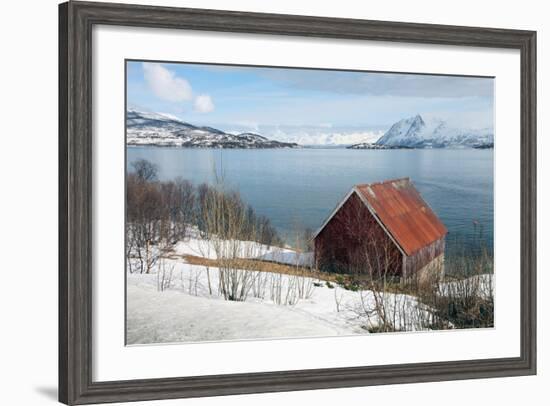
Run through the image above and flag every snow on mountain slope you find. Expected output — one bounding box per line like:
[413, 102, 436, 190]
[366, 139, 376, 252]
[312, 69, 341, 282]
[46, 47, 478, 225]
[270, 129, 383, 147]
[372, 114, 494, 148]
[126, 109, 299, 148]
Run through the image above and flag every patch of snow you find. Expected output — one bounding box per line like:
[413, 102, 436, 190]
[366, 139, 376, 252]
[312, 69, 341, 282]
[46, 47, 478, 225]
[127, 250, 426, 344]
[439, 273, 494, 299]
[256, 250, 314, 267]
[127, 284, 346, 344]
[171, 236, 274, 261]
[169, 227, 314, 266]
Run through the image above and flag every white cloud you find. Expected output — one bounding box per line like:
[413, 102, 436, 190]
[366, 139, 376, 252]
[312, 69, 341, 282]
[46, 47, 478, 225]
[142, 63, 192, 102]
[194, 94, 215, 113]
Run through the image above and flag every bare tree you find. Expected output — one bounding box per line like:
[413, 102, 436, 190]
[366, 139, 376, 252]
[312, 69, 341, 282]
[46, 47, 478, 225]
[126, 160, 198, 274]
[158, 178, 195, 243]
[126, 173, 164, 273]
[157, 257, 174, 292]
[131, 159, 158, 182]
[198, 179, 269, 301]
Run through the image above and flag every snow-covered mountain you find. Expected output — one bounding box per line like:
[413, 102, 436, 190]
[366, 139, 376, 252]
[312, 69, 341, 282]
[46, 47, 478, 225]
[126, 109, 298, 148]
[268, 128, 383, 147]
[220, 124, 384, 147]
[351, 114, 493, 149]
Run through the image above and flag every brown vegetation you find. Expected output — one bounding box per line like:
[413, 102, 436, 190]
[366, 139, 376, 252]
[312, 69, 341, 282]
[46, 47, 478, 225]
[176, 254, 339, 282]
[126, 159, 281, 275]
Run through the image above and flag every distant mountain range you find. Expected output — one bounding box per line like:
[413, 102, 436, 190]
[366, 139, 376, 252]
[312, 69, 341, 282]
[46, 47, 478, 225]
[349, 114, 493, 149]
[127, 110, 493, 150]
[126, 109, 298, 149]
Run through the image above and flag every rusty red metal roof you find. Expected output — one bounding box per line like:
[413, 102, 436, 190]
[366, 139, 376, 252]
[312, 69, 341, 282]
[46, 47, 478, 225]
[355, 178, 447, 256]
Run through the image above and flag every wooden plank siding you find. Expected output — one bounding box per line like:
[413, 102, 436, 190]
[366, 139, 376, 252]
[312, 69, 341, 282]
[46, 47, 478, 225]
[314, 192, 403, 276]
[403, 237, 446, 279]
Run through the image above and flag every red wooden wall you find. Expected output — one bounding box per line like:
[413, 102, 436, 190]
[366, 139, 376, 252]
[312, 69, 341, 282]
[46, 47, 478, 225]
[314, 192, 403, 276]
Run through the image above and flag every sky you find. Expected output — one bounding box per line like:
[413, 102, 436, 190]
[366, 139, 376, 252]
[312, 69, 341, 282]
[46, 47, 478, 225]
[127, 60, 494, 144]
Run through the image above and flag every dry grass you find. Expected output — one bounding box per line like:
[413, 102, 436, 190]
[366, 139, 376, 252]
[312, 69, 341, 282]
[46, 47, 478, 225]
[165, 253, 340, 282]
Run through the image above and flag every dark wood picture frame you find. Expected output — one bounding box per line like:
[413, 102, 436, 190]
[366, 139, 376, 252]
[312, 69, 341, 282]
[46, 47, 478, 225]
[59, 1, 537, 404]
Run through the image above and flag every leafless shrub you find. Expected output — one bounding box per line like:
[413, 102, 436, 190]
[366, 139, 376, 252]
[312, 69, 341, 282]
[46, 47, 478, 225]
[126, 161, 193, 274]
[198, 173, 270, 301]
[156, 258, 174, 292]
[268, 273, 303, 306]
[250, 271, 269, 299]
[427, 274, 493, 329]
[186, 267, 202, 296]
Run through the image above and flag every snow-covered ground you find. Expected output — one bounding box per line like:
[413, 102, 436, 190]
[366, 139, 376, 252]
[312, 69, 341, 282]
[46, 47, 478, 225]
[256, 250, 314, 267]
[127, 280, 347, 344]
[127, 238, 426, 344]
[127, 233, 492, 345]
[169, 228, 314, 266]
[127, 258, 425, 344]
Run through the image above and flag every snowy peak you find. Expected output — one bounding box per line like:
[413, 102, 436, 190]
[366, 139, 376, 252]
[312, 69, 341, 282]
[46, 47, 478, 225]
[372, 115, 493, 149]
[126, 109, 299, 149]
[379, 114, 426, 145]
[407, 114, 426, 136]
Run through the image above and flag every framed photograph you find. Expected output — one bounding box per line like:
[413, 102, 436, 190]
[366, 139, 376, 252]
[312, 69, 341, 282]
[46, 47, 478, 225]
[59, 1, 536, 404]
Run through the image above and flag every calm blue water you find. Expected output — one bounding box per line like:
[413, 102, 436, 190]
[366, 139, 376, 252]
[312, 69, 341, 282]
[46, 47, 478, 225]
[127, 147, 494, 255]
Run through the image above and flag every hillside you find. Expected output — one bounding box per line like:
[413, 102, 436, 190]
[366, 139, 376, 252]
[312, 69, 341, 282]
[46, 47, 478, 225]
[127, 109, 299, 148]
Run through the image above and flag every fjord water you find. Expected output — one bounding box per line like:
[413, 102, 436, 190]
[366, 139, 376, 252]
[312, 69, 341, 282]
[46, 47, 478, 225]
[127, 147, 494, 255]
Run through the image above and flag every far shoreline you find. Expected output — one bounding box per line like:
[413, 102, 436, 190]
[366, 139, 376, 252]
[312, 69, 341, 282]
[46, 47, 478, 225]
[125, 144, 494, 150]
